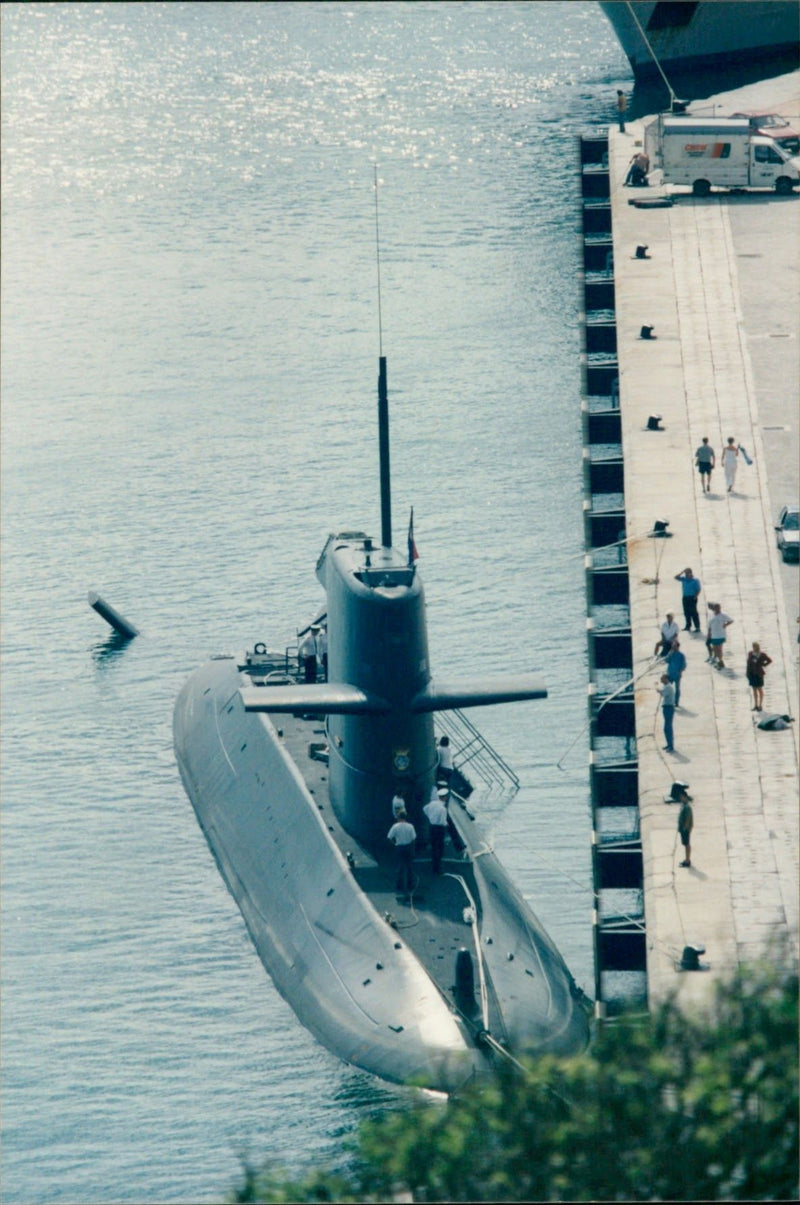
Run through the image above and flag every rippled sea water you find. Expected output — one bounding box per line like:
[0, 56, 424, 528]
[2, 4, 629, 1201]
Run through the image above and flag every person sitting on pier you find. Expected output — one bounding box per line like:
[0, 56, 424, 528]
[654, 612, 680, 657]
[624, 151, 649, 186]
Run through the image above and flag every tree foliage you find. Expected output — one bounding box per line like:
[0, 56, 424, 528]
[231, 960, 798, 1202]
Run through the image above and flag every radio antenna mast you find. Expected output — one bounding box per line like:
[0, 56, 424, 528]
[374, 166, 391, 548]
[374, 164, 384, 357]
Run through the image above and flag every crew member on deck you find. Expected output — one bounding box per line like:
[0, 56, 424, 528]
[436, 735, 453, 786]
[387, 810, 417, 892]
[315, 624, 328, 680]
[431, 783, 464, 855]
[423, 791, 449, 875]
[299, 628, 318, 683]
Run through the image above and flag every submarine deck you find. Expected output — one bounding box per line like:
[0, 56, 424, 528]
[255, 681, 507, 1037]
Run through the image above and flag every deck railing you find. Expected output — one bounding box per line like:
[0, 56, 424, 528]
[436, 709, 520, 794]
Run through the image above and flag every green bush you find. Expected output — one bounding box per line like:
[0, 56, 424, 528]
[231, 960, 798, 1202]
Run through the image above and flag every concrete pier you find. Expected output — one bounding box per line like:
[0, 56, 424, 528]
[587, 73, 799, 1012]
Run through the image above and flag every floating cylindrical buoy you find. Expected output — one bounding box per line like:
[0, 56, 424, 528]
[88, 591, 139, 639]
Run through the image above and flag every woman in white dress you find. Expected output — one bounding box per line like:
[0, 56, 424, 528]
[721, 437, 739, 492]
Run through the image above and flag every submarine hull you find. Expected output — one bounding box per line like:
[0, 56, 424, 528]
[175, 656, 483, 1090]
[174, 653, 590, 1090]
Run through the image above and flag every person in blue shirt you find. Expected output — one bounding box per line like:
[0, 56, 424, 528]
[666, 640, 687, 706]
[675, 567, 702, 632]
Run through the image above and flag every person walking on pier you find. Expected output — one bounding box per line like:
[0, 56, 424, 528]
[654, 612, 680, 657]
[657, 674, 677, 753]
[721, 437, 740, 492]
[694, 437, 715, 492]
[677, 797, 693, 869]
[707, 603, 733, 668]
[746, 642, 772, 711]
[388, 810, 417, 893]
[675, 567, 702, 632]
[666, 640, 687, 707]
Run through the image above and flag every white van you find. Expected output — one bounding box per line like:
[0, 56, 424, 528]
[644, 116, 800, 195]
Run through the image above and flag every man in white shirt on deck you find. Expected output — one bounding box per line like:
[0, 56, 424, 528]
[436, 735, 453, 786]
[315, 625, 328, 680]
[423, 789, 449, 875]
[298, 628, 317, 683]
[387, 811, 416, 892]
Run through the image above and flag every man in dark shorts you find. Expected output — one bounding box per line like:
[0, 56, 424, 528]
[694, 437, 715, 493]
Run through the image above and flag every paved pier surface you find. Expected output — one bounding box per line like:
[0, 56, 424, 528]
[608, 72, 799, 1008]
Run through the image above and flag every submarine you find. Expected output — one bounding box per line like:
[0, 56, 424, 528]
[174, 353, 591, 1091]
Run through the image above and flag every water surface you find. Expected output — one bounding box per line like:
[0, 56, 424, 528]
[2, 5, 629, 1201]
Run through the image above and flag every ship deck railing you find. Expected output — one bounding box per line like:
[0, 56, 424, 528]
[436, 709, 520, 794]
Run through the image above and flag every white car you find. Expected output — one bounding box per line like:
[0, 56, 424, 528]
[775, 505, 799, 562]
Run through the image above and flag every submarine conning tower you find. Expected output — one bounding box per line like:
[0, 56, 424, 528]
[316, 531, 436, 847]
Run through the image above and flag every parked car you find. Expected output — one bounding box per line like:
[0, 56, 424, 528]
[775, 505, 799, 562]
[731, 112, 800, 156]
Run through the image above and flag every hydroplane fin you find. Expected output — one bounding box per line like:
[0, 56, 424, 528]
[413, 674, 547, 712]
[240, 685, 390, 716]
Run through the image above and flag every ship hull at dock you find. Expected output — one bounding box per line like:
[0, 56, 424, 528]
[599, 1, 799, 85]
[174, 653, 590, 1091]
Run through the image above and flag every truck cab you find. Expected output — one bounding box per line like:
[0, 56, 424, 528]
[749, 137, 798, 191]
[644, 115, 800, 195]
